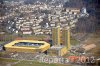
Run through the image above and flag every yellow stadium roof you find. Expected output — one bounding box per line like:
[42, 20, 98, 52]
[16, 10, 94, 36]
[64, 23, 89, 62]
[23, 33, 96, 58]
[4, 40, 50, 52]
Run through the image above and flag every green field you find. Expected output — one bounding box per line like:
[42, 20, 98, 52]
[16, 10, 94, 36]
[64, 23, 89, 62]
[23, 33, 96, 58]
[0, 41, 5, 44]
[0, 58, 17, 62]
[70, 38, 79, 46]
[0, 58, 71, 66]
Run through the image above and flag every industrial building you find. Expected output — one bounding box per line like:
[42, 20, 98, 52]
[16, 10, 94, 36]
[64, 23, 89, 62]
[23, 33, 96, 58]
[4, 40, 50, 53]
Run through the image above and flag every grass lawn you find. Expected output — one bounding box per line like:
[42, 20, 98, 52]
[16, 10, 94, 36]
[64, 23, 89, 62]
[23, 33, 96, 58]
[70, 38, 79, 46]
[0, 41, 4, 45]
[0, 58, 18, 62]
[13, 60, 71, 66]
[15, 34, 47, 40]
[0, 58, 71, 66]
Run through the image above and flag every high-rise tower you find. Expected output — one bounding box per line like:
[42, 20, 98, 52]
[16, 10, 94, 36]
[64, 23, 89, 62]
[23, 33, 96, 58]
[62, 27, 70, 49]
[52, 25, 60, 46]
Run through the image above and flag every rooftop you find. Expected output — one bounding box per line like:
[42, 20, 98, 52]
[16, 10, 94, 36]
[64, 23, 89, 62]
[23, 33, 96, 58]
[49, 45, 65, 50]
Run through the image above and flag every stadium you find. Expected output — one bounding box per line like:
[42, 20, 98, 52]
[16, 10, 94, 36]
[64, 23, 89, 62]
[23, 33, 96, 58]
[4, 40, 50, 53]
